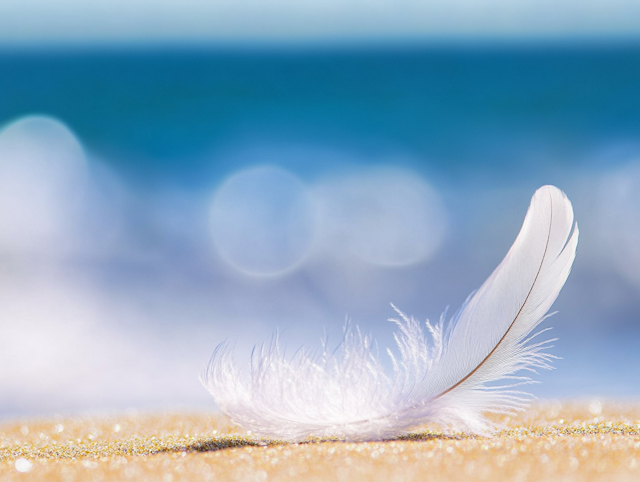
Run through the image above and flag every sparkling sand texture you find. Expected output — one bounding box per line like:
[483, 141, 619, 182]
[1, 401, 639, 481]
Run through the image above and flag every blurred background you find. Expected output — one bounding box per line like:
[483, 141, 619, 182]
[1, 0, 639, 418]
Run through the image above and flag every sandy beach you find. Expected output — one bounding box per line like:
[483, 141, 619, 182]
[1, 401, 638, 481]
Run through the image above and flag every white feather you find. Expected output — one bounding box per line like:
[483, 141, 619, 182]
[201, 185, 578, 441]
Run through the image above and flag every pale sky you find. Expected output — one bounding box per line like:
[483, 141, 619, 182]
[1, 0, 639, 45]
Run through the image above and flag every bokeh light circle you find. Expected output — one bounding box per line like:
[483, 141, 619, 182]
[317, 168, 448, 267]
[210, 166, 317, 276]
[0, 115, 87, 253]
[598, 161, 640, 289]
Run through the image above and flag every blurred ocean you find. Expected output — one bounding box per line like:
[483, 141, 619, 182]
[1, 45, 639, 417]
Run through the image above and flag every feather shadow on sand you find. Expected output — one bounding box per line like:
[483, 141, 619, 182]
[201, 185, 579, 441]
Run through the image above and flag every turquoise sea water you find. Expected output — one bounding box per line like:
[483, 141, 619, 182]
[2, 45, 640, 182]
[0, 45, 639, 415]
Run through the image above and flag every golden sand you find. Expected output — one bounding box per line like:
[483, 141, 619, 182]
[1, 401, 639, 481]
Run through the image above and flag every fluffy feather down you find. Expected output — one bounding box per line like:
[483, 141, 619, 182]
[201, 185, 578, 441]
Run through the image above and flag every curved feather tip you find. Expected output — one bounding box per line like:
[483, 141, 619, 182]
[201, 185, 578, 441]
